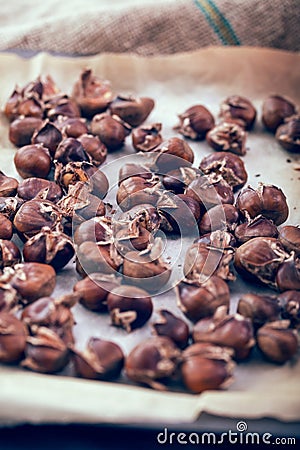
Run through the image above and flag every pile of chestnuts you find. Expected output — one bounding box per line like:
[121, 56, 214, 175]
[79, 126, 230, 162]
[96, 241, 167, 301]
[0, 70, 299, 396]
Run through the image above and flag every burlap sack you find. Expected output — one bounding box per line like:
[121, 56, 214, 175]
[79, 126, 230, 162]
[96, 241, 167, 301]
[0, 0, 298, 56]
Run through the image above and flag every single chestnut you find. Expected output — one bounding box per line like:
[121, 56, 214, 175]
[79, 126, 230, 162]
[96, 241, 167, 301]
[125, 336, 180, 390]
[206, 122, 247, 155]
[276, 257, 300, 291]
[174, 105, 215, 140]
[279, 290, 300, 328]
[185, 175, 234, 211]
[162, 167, 200, 194]
[4, 88, 43, 122]
[180, 342, 235, 393]
[73, 273, 120, 312]
[44, 94, 81, 120]
[109, 94, 155, 127]
[132, 123, 162, 152]
[0, 171, 19, 197]
[54, 116, 89, 139]
[153, 309, 189, 349]
[0, 197, 22, 220]
[219, 95, 256, 130]
[236, 184, 289, 225]
[54, 137, 89, 165]
[91, 113, 131, 151]
[177, 276, 230, 322]
[73, 217, 113, 246]
[153, 137, 194, 172]
[31, 120, 63, 156]
[117, 204, 161, 234]
[0, 215, 13, 240]
[262, 95, 296, 133]
[256, 320, 298, 363]
[107, 285, 153, 332]
[71, 338, 124, 380]
[278, 225, 300, 256]
[72, 69, 114, 117]
[234, 215, 278, 245]
[76, 241, 122, 276]
[193, 306, 255, 360]
[198, 204, 240, 235]
[195, 230, 237, 248]
[14, 144, 52, 179]
[118, 164, 153, 186]
[77, 134, 107, 166]
[0, 283, 20, 313]
[275, 115, 300, 153]
[9, 116, 43, 147]
[17, 178, 63, 203]
[199, 151, 248, 191]
[0, 240, 21, 270]
[0, 312, 27, 363]
[117, 176, 160, 211]
[237, 293, 281, 328]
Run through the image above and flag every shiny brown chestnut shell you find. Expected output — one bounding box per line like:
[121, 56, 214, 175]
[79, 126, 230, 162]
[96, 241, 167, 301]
[17, 178, 63, 203]
[159, 193, 201, 236]
[256, 320, 298, 363]
[0, 312, 27, 363]
[54, 137, 89, 165]
[180, 342, 235, 393]
[54, 116, 89, 139]
[278, 225, 300, 256]
[237, 293, 281, 328]
[262, 95, 296, 133]
[0, 240, 21, 270]
[219, 95, 256, 130]
[125, 336, 180, 390]
[177, 276, 230, 322]
[73, 273, 120, 312]
[198, 204, 240, 235]
[174, 105, 215, 140]
[73, 216, 112, 246]
[77, 134, 107, 167]
[236, 184, 289, 226]
[279, 290, 300, 328]
[9, 117, 43, 147]
[275, 115, 300, 153]
[0, 171, 19, 197]
[4, 88, 43, 122]
[91, 113, 131, 151]
[117, 176, 160, 211]
[234, 215, 278, 245]
[107, 285, 153, 332]
[31, 120, 63, 156]
[194, 230, 237, 248]
[153, 309, 190, 349]
[185, 175, 234, 211]
[206, 122, 247, 155]
[109, 95, 155, 127]
[132, 123, 162, 152]
[118, 164, 153, 186]
[162, 167, 200, 194]
[199, 151, 248, 191]
[0, 215, 13, 240]
[76, 241, 122, 276]
[0, 283, 20, 313]
[14, 144, 52, 179]
[276, 257, 300, 292]
[44, 94, 81, 120]
[117, 204, 161, 234]
[71, 338, 124, 380]
[153, 137, 194, 172]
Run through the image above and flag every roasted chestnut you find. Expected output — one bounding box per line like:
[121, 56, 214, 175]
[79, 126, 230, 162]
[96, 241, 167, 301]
[0, 312, 27, 363]
[0, 215, 13, 240]
[237, 293, 281, 328]
[162, 167, 199, 194]
[9, 116, 43, 147]
[91, 113, 131, 151]
[17, 178, 63, 203]
[77, 134, 107, 166]
[198, 204, 240, 235]
[73, 217, 113, 246]
[73, 273, 120, 312]
[234, 215, 278, 244]
[76, 241, 122, 276]
[4, 87, 43, 122]
[275, 115, 300, 153]
[14, 144, 52, 179]
[117, 204, 161, 234]
[54, 137, 89, 165]
[0, 283, 20, 313]
[193, 306, 255, 360]
[31, 120, 63, 156]
[174, 105, 215, 140]
[276, 257, 300, 291]
[117, 176, 161, 211]
[278, 225, 300, 256]
[206, 122, 247, 155]
[262, 95, 296, 133]
[0, 240, 21, 270]
[236, 184, 289, 226]
[107, 285, 153, 332]
[54, 116, 89, 139]
[153, 138, 194, 172]
[199, 151, 248, 191]
[0, 171, 19, 197]
[219, 95, 256, 130]
[279, 290, 300, 328]
[118, 164, 153, 186]
[132, 123, 162, 152]
[109, 94, 155, 127]
[256, 320, 298, 363]
[195, 230, 237, 248]
[185, 175, 234, 211]
[71, 338, 124, 380]
[125, 336, 180, 390]
[153, 309, 189, 349]
[158, 193, 201, 236]
[44, 94, 81, 120]
[180, 342, 235, 393]
[177, 276, 230, 322]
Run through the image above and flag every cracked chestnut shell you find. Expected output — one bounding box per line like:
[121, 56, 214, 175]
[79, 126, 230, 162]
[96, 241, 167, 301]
[177, 276, 230, 322]
[262, 95, 296, 133]
[234, 237, 289, 288]
[256, 320, 298, 363]
[118, 163, 153, 186]
[2, 262, 56, 304]
[236, 184, 289, 226]
[174, 105, 215, 140]
[184, 243, 235, 282]
[279, 290, 300, 328]
[118, 204, 161, 234]
[153, 309, 189, 349]
[193, 306, 255, 360]
[9, 117, 43, 147]
[14, 144, 52, 179]
[54, 116, 89, 139]
[153, 137, 194, 172]
[206, 122, 247, 155]
[71, 338, 124, 380]
[14, 198, 62, 239]
[107, 285, 153, 332]
[276, 115, 300, 153]
[74, 273, 120, 312]
[23, 226, 75, 271]
[234, 215, 278, 245]
[0, 240, 21, 270]
[22, 326, 69, 373]
[185, 175, 234, 211]
[4, 87, 43, 122]
[195, 230, 237, 248]
[0, 171, 19, 197]
[219, 95, 256, 130]
[31, 120, 63, 156]
[0, 312, 27, 363]
[73, 216, 112, 246]
[91, 113, 131, 151]
[125, 336, 180, 390]
[158, 193, 201, 236]
[278, 225, 300, 257]
[109, 95, 155, 127]
[181, 342, 235, 393]
[76, 241, 122, 276]
[276, 257, 300, 291]
[72, 69, 114, 117]
[44, 94, 81, 120]
[117, 176, 160, 211]
[0, 197, 22, 220]
[0, 283, 20, 313]
[0, 215, 13, 240]
[199, 151, 248, 191]
[54, 137, 89, 165]
[17, 178, 63, 203]
[198, 204, 240, 235]
[237, 293, 281, 328]
[78, 134, 107, 166]
[132, 123, 162, 152]
[162, 167, 200, 194]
